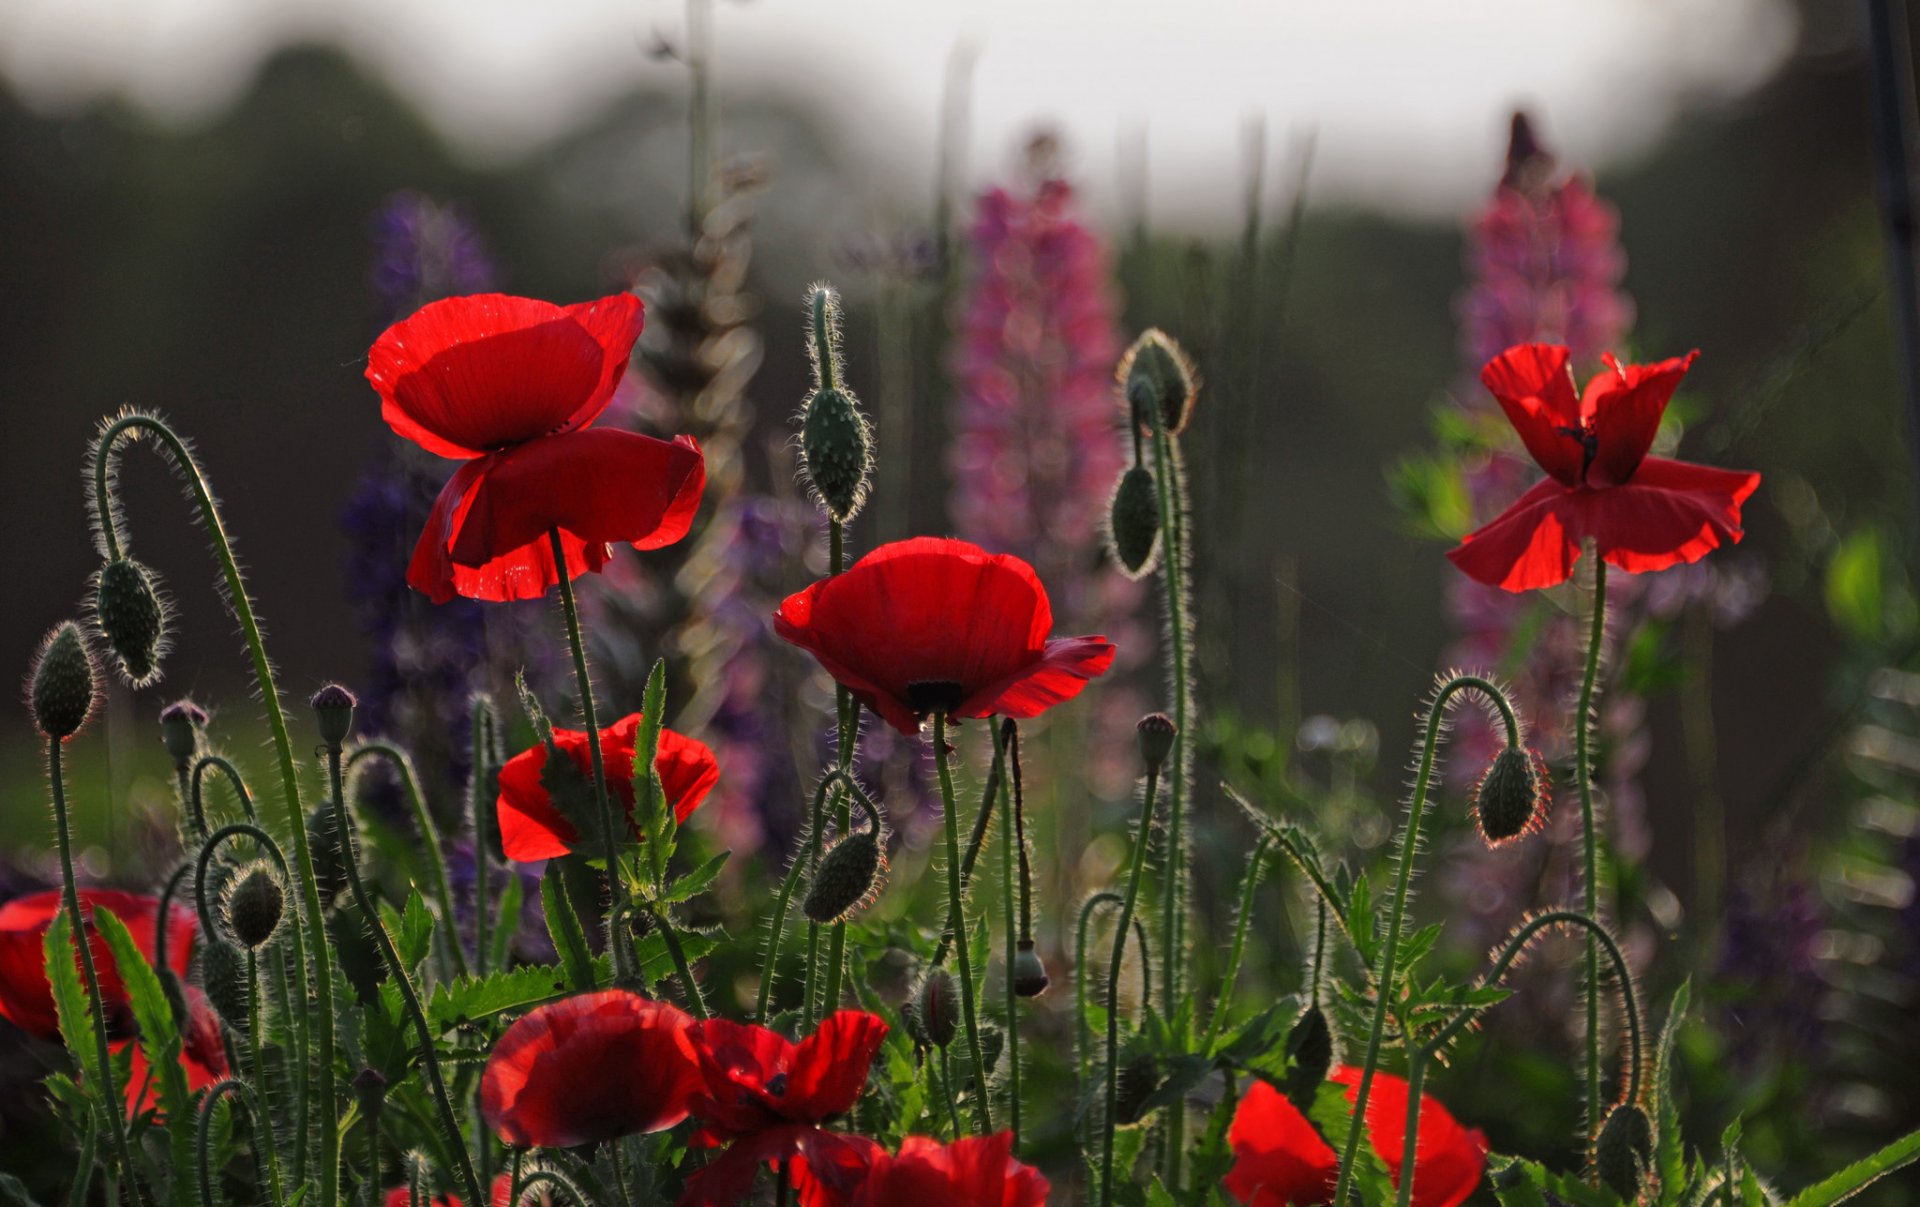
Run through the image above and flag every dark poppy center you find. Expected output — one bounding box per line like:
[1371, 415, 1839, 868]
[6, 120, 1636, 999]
[905, 679, 967, 717]
[765, 1073, 788, 1098]
[1556, 423, 1600, 481]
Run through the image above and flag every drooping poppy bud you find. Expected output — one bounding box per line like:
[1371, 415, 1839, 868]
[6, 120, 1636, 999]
[224, 862, 285, 951]
[1473, 746, 1549, 847]
[1012, 940, 1050, 998]
[1107, 464, 1162, 577]
[1137, 713, 1177, 773]
[1119, 329, 1198, 437]
[310, 683, 358, 749]
[1594, 1102, 1653, 1201]
[914, 969, 960, 1050]
[803, 828, 884, 924]
[30, 622, 98, 742]
[199, 938, 249, 1035]
[1282, 1004, 1333, 1108]
[159, 699, 209, 769]
[94, 558, 167, 686]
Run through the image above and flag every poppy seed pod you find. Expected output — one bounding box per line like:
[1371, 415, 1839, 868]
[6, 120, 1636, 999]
[1107, 465, 1162, 578]
[199, 938, 250, 1035]
[1137, 713, 1177, 773]
[1594, 1102, 1653, 1201]
[1011, 940, 1050, 998]
[914, 969, 960, 1049]
[94, 557, 167, 686]
[310, 683, 358, 749]
[159, 699, 209, 768]
[1119, 329, 1197, 436]
[1474, 746, 1548, 847]
[1282, 1005, 1334, 1106]
[29, 622, 98, 741]
[803, 828, 883, 924]
[224, 862, 286, 951]
[800, 386, 873, 524]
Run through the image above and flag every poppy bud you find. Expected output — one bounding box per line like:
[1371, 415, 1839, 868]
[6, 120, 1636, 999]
[1282, 1005, 1333, 1107]
[307, 803, 350, 902]
[29, 622, 98, 741]
[1137, 713, 1177, 773]
[159, 699, 209, 768]
[1011, 939, 1050, 998]
[803, 828, 884, 923]
[1119, 329, 1197, 437]
[914, 968, 960, 1049]
[224, 862, 286, 951]
[1107, 465, 1162, 578]
[800, 386, 873, 524]
[310, 683, 358, 749]
[1474, 746, 1549, 847]
[199, 937, 249, 1034]
[353, 1066, 390, 1116]
[1594, 1102, 1653, 1201]
[94, 558, 167, 686]
[1113, 1051, 1161, 1125]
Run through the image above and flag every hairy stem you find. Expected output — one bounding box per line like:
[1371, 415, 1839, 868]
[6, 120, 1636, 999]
[1101, 764, 1161, 1207]
[933, 712, 992, 1134]
[1577, 556, 1609, 1155]
[1201, 832, 1274, 1054]
[347, 742, 467, 978]
[998, 720, 1021, 1147]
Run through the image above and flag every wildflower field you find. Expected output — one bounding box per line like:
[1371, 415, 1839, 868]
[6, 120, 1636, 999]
[4, 2, 1920, 1204]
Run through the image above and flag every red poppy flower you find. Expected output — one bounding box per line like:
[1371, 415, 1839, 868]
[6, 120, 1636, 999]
[367, 292, 706, 604]
[480, 989, 701, 1147]
[0, 889, 195, 1042]
[1224, 1069, 1488, 1207]
[791, 1132, 1051, 1207]
[383, 1174, 526, 1207]
[495, 712, 719, 863]
[675, 1011, 890, 1207]
[1447, 344, 1760, 591]
[773, 537, 1115, 736]
[123, 982, 228, 1118]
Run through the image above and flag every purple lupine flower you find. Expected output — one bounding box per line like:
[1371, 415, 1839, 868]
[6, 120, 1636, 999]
[1717, 861, 1829, 1072]
[369, 190, 497, 324]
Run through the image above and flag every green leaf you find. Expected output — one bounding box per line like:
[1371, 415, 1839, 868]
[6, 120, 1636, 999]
[1826, 526, 1887, 642]
[427, 965, 572, 1031]
[1784, 1128, 1920, 1206]
[659, 850, 731, 904]
[1500, 1159, 1616, 1207]
[633, 929, 719, 990]
[1654, 981, 1692, 1194]
[541, 864, 596, 991]
[41, 910, 100, 1086]
[632, 660, 674, 869]
[1308, 1079, 1395, 1206]
[92, 906, 194, 1207]
[382, 889, 435, 976]
[490, 872, 523, 971]
[537, 737, 603, 848]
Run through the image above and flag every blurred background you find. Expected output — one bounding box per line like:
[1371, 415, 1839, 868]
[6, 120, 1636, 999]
[3, 0, 1919, 1198]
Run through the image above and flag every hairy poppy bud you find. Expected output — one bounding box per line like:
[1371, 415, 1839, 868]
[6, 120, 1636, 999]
[1594, 1102, 1653, 1201]
[1012, 939, 1050, 998]
[914, 968, 960, 1049]
[30, 622, 98, 741]
[803, 828, 883, 923]
[224, 862, 285, 951]
[159, 699, 209, 768]
[94, 558, 167, 686]
[800, 387, 873, 524]
[1119, 329, 1197, 436]
[1114, 1052, 1161, 1125]
[1474, 746, 1548, 847]
[353, 1066, 390, 1115]
[310, 683, 358, 749]
[1282, 1005, 1334, 1106]
[1137, 713, 1177, 773]
[307, 804, 349, 902]
[1107, 465, 1161, 577]
[199, 938, 249, 1034]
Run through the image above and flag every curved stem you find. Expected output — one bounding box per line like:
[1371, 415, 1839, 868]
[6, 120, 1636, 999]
[998, 720, 1021, 1148]
[92, 412, 336, 1206]
[48, 741, 147, 1207]
[758, 773, 841, 1020]
[347, 742, 468, 978]
[192, 823, 289, 940]
[328, 748, 484, 1207]
[1332, 673, 1517, 1206]
[1075, 892, 1150, 1091]
[1201, 832, 1274, 1054]
[933, 713, 992, 1134]
[197, 1078, 276, 1207]
[1576, 556, 1609, 1153]
[1101, 764, 1162, 1207]
[189, 754, 258, 837]
[153, 863, 193, 991]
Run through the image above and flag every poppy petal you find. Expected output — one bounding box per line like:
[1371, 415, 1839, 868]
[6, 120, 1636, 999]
[1570, 456, 1759, 575]
[1583, 351, 1696, 487]
[785, 1010, 889, 1120]
[688, 1016, 799, 1137]
[1225, 1079, 1339, 1207]
[1480, 344, 1584, 486]
[1330, 1067, 1489, 1207]
[676, 1127, 823, 1207]
[1445, 477, 1581, 592]
[480, 990, 700, 1147]
[369, 294, 642, 460]
[0, 890, 195, 1042]
[496, 715, 718, 863]
[959, 634, 1116, 721]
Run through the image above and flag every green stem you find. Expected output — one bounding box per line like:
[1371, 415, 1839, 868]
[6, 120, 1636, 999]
[929, 749, 1003, 969]
[329, 749, 483, 1207]
[1201, 832, 1273, 1055]
[189, 755, 258, 836]
[937, 1048, 964, 1139]
[758, 773, 844, 1020]
[93, 412, 336, 1207]
[197, 1079, 274, 1207]
[933, 712, 992, 1134]
[1075, 893, 1150, 1092]
[347, 742, 468, 978]
[1101, 763, 1161, 1207]
[246, 949, 287, 1204]
[820, 518, 858, 1016]
[1576, 556, 1609, 1156]
[471, 697, 494, 978]
[273, 946, 308, 1190]
[49, 741, 147, 1207]
[650, 906, 710, 1019]
[1332, 674, 1519, 1206]
[998, 720, 1021, 1148]
[1394, 1050, 1428, 1207]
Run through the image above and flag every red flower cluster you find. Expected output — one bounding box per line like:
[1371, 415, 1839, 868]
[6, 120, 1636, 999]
[494, 712, 720, 862]
[0, 889, 227, 1115]
[1449, 344, 1759, 592]
[774, 537, 1114, 735]
[1225, 1068, 1488, 1207]
[366, 293, 705, 603]
[793, 1132, 1050, 1207]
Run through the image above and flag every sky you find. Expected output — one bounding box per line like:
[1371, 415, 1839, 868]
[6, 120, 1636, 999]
[0, 0, 1801, 223]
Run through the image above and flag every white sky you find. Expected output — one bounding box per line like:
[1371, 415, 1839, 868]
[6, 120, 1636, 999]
[0, 0, 1800, 223]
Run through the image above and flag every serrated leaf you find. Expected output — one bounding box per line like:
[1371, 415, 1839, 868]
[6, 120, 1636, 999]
[92, 906, 193, 1207]
[632, 660, 674, 870]
[1784, 1127, 1920, 1206]
[427, 965, 571, 1031]
[42, 911, 100, 1086]
[1654, 981, 1691, 1193]
[1396, 921, 1445, 973]
[1137, 1054, 1213, 1115]
[380, 889, 434, 976]
[1502, 1159, 1616, 1207]
[538, 738, 603, 849]
[633, 929, 719, 989]
[1309, 1079, 1396, 1206]
[541, 863, 595, 992]
[659, 850, 730, 904]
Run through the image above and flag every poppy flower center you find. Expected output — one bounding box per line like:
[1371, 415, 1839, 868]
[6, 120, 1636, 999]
[764, 1073, 788, 1098]
[905, 679, 968, 717]
[1555, 423, 1601, 482]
